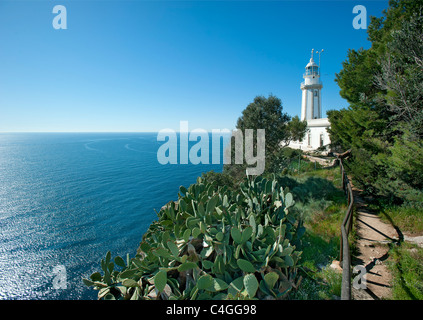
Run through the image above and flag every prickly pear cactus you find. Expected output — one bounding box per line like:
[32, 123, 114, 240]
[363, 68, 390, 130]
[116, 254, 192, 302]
[83, 175, 305, 300]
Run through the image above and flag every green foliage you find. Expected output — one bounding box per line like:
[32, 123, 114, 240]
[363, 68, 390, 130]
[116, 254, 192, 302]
[286, 116, 308, 145]
[335, 48, 381, 105]
[200, 170, 237, 191]
[275, 168, 347, 300]
[373, 11, 423, 141]
[83, 175, 304, 300]
[266, 147, 307, 175]
[373, 201, 423, 235]
[292, 265, 342, 300]
[388, 243, 423, 300]
[235, 95, 291, 157]
[328, 0, 423, 205]
[224, 95, 307, 177]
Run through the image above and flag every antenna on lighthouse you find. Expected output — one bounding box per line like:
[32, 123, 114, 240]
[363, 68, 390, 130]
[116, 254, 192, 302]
[316, 49, 324, 75]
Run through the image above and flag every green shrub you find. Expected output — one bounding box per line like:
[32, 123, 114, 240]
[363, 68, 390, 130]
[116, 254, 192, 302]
[83, 175, 305, 300]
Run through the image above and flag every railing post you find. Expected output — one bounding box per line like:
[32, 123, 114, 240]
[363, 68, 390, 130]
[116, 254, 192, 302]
[337, 155, 354, 300]
[347, 180, 350, 200]
[341, 226, 351, 300]
[348, 185, 354, 233]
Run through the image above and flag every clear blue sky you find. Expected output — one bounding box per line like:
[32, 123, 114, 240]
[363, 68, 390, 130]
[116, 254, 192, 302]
[0, 0, 389, 132]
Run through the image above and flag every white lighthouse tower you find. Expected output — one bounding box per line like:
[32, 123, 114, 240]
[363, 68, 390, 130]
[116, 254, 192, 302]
[289, 49, 331, 153]
[301, 49, 323, 120]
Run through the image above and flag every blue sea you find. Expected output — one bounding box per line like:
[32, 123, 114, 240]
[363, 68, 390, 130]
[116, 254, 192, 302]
[0, 133, 228, 300]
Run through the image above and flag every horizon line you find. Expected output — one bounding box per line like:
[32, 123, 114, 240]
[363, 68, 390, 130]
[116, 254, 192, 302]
[0, 130, 236, 134]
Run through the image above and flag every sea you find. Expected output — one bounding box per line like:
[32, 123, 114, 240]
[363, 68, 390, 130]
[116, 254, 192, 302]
[0, 132, 228, 300]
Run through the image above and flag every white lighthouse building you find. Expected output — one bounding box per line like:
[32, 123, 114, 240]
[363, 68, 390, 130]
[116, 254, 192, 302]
[289, 49, 331, 152]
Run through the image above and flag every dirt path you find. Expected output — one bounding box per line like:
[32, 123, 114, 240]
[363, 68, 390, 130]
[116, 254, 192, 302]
[303, 155, 335, 167]
[351, 189, 399, 300]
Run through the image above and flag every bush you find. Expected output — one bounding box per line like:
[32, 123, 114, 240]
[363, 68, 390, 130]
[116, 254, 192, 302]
[200, 170, 237, 191]
[83, 175, 305, 300]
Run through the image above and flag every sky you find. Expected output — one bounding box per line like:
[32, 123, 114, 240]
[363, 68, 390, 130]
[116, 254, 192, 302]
[0, 0, 389, 132]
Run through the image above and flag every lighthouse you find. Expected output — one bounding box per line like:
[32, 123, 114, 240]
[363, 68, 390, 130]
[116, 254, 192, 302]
[289, 49, 331, 153]
[301, 49, 323, 120]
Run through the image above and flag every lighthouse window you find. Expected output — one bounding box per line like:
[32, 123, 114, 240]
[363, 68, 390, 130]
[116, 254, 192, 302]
[305, 66, 318, 76]
[314, 91, 318, 97]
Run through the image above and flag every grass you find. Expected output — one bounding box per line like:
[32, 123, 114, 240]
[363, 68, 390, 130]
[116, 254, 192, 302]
[286, 158, 323, 174]
[292, 266, 342, 300]
[387, 242, 423, 300]
[380, 205, 423, 235]
[383, 205, 423, 300]
[279, 165, 347, 299]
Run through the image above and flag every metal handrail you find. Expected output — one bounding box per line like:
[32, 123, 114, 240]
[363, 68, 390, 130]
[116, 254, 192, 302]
[337, 156, 354, 300]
